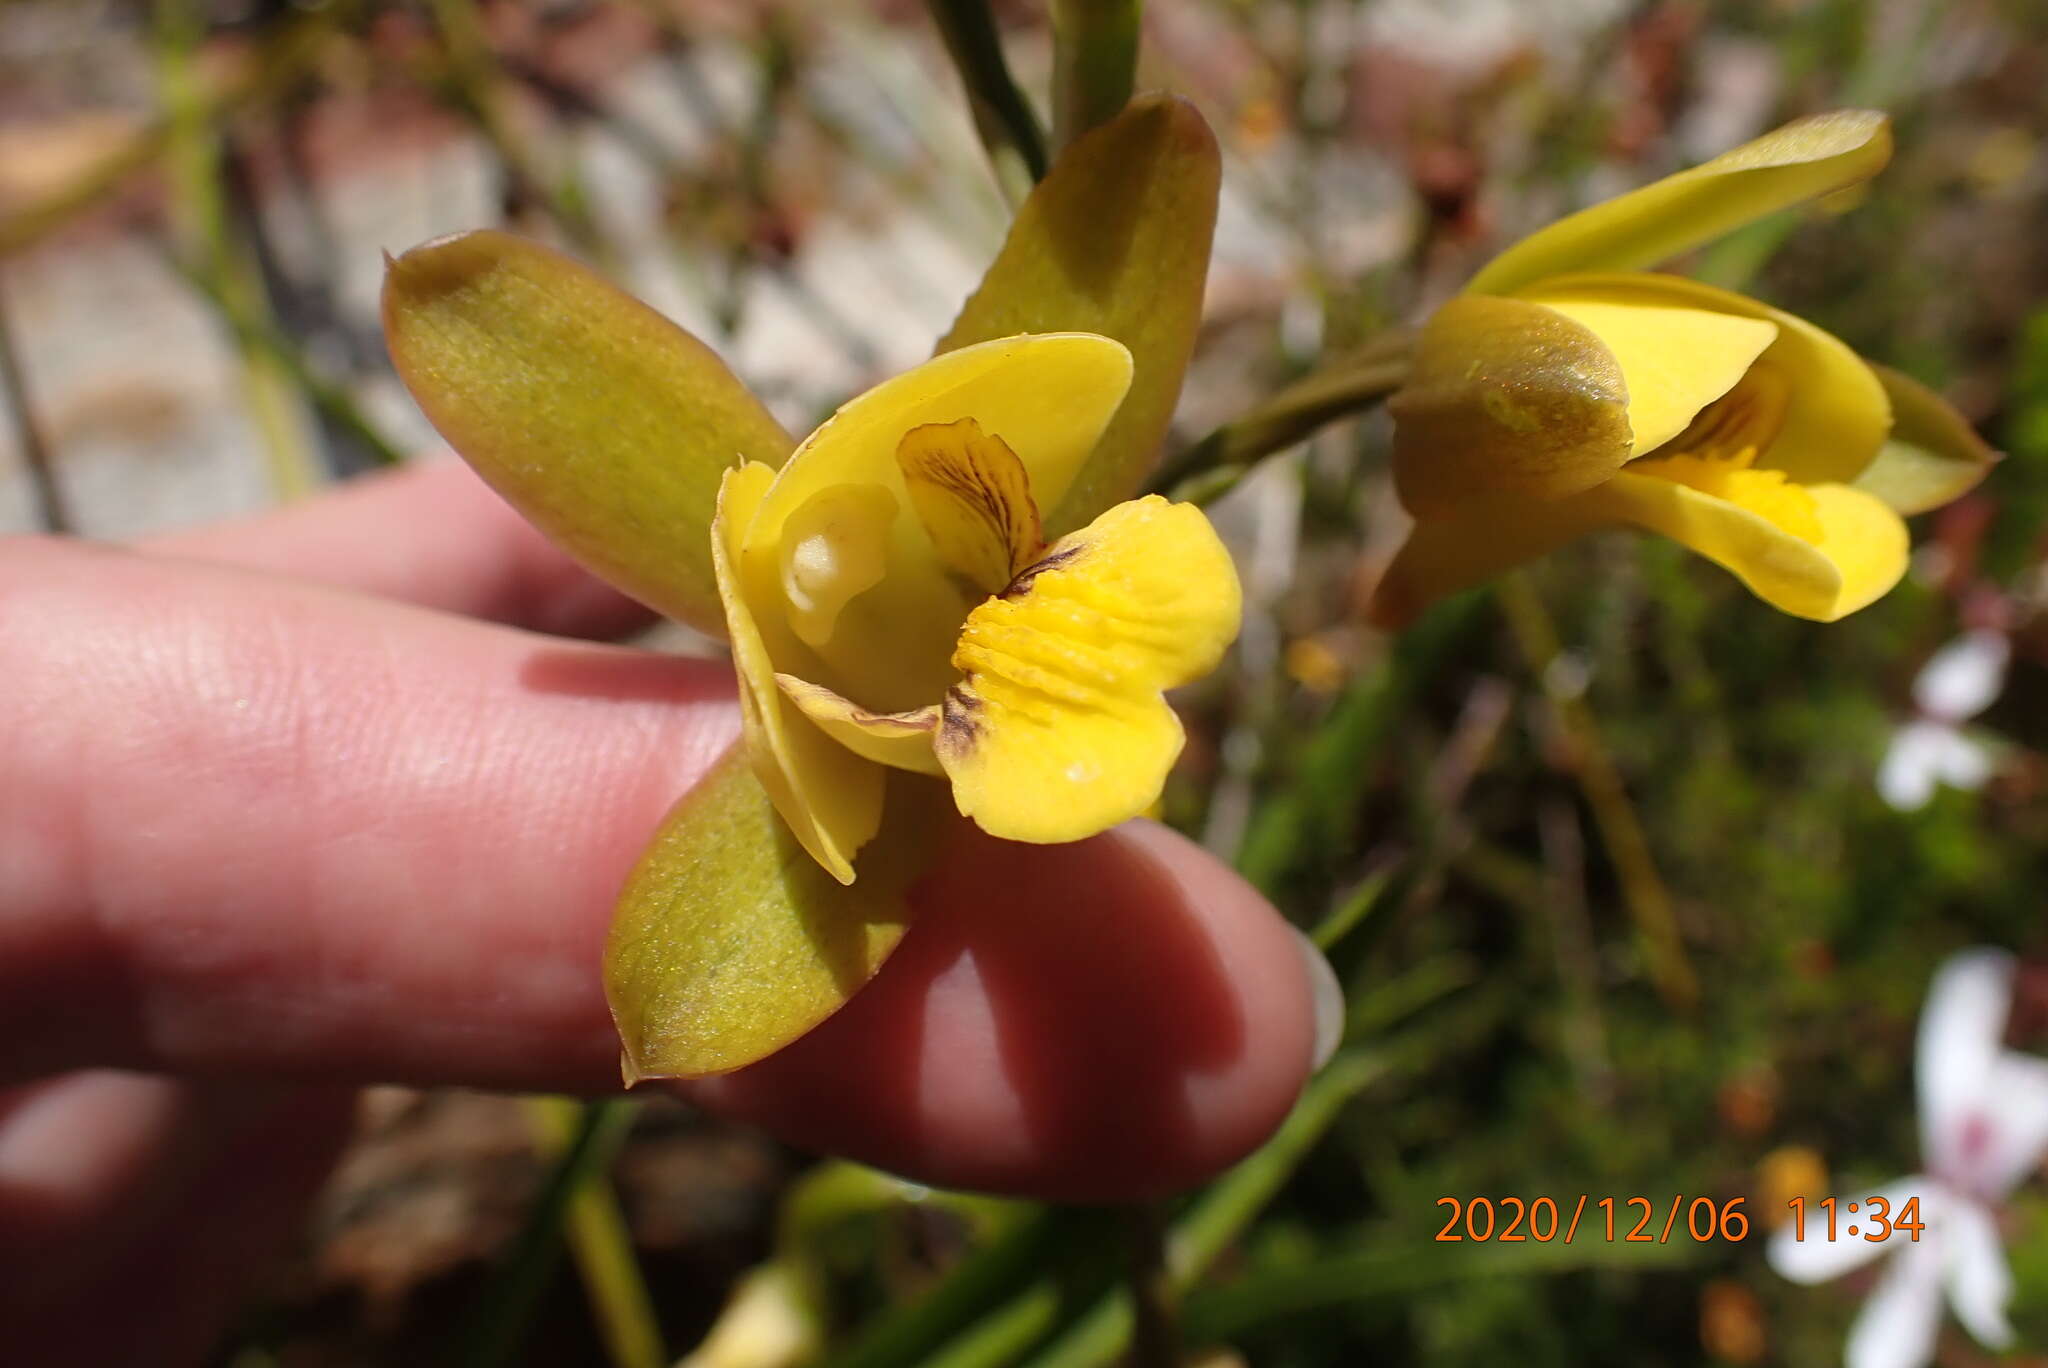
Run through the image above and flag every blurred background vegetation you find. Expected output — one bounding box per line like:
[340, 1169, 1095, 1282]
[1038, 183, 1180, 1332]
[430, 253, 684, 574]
[4, 0, 2048, 1364]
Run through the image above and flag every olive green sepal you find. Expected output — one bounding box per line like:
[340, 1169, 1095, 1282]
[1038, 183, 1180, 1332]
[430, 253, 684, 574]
[606, 746, 949, 1081]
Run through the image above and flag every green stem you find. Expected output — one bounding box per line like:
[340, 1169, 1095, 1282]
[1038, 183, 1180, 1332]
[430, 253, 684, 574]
[1049, 0, 1142, 153]
[1496, 573, 1698, 1012]
[1155, 328, 1415, 503]
[823, 1206, 1069, 1368]
[165, 253, 404, 467]
[0, 277, 71, 532]
[1183, 1222, 1701, 1342]
[456, 1098, 642, 1368]
[155, 0, 320, 501]
[923, 0, 1049, 200]
[1, 4, 347, 260]
[526, 1097, 666, 1368]
[1017, 1052, 1389, 1368]
[425, 0, 607, 258]
[1124, 1204, 1178, 1368]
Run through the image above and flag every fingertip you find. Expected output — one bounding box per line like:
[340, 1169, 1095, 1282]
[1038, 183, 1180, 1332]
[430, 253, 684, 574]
[691, 818, 1317, 1202]
[1111, 821, 1325, 1175]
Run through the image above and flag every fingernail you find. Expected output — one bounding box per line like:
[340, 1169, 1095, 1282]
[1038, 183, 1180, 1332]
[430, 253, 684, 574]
[1291, 927, 1345, 1069]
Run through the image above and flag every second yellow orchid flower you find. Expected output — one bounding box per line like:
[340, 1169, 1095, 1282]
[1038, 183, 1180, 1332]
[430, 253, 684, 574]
[712, 334, 1241, 884]
[1374, 110, 1994, 626]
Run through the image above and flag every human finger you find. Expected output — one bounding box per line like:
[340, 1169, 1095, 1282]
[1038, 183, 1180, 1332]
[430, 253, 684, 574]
[145, 459, 653, 640]
[0, 1071, 352, 1367]
[2, 535, 1323, 1196]
[0, 534, 734, 1090]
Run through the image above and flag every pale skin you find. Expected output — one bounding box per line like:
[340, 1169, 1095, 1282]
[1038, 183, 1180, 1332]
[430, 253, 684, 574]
[0, 459, 1318, 1364]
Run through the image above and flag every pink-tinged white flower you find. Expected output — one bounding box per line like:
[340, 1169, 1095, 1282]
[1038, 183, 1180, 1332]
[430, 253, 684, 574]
[1768, 949, 2048, 1368]
[1876, 630, 2009, 811]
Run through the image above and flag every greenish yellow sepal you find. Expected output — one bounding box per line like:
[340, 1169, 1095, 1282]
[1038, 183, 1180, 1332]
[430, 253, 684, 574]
[1466, 110, 1892, 296]
[382, 229, 794, 637]
[1389, 296, 1633, 519]
[1852, 364, 2000, 514]
[943, 95, 1220, 536]
[606, 747, 942, 1080]
[937, 495, 1241, 842]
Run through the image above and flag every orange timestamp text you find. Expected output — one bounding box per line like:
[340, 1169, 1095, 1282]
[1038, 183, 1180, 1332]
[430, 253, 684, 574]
[1434, 1195, 1752, 1244]
[1434, 1195, 1928, 1244]
[1783, 1195, 1925, 1243]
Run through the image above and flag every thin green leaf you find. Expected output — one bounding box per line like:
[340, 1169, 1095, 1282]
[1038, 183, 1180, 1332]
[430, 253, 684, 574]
[157, 0, 322, 500]
[1183, 1223, 1702, 1343]
[1308, 865, 1396, 953]
[924, 0, 1049, 198]
[526, 1097, 666, 1368]
[1018, 1052, 1390, 1368]
[823, 1206, 1073, 1368]
[456, 1099, 637, 1368]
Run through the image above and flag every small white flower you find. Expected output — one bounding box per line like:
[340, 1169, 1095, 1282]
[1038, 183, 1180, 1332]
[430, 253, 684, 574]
[1877, 631, 2008, 812]
[1877, 720, 1995, 812]
[1768, 949, 2048, 1368]
[1913, 631, 2011, 719]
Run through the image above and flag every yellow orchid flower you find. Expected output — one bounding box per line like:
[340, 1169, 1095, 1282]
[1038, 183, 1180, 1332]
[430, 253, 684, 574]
[711, 333, 1241, 885]
[383, 97, 1232, 1077]
[1375, 110, 1995, 626]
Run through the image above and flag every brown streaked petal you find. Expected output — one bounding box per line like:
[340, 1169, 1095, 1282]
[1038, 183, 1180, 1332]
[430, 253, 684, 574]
[897, 417, 1045, 595]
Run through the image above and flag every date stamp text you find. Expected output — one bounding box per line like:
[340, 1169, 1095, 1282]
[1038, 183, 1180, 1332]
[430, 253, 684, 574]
[1432, 1195, 1925, 1244]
